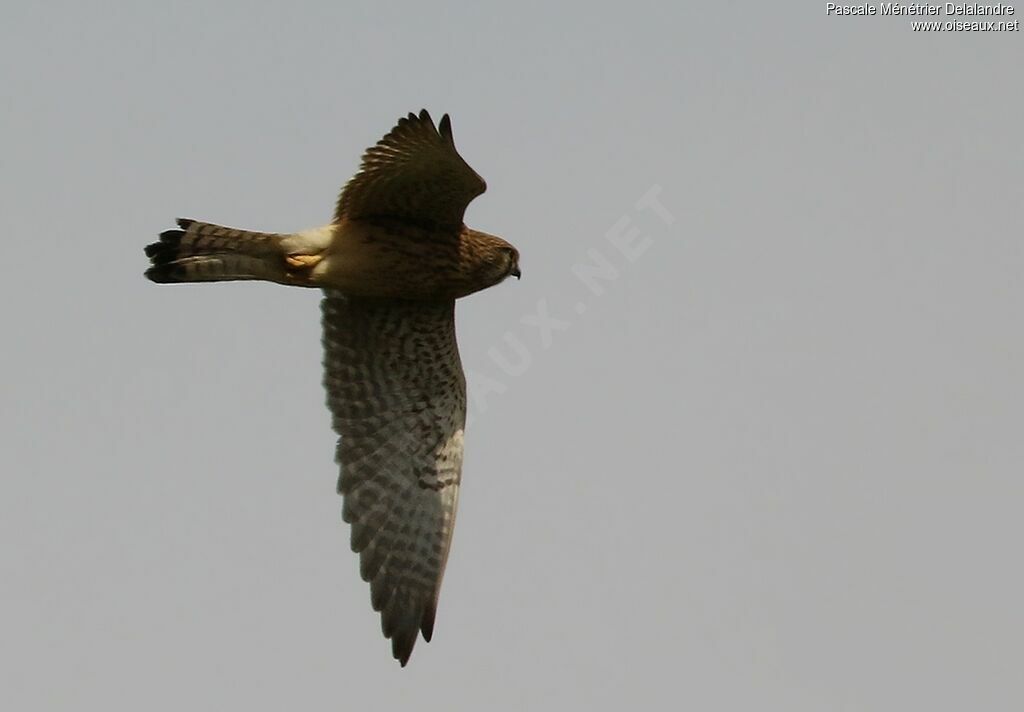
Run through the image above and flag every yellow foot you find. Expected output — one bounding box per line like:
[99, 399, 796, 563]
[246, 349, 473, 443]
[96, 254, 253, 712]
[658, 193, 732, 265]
[285, 253, 323, 270]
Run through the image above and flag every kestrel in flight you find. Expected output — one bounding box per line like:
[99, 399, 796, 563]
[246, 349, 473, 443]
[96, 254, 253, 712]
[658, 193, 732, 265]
[144, 110, 520, 666]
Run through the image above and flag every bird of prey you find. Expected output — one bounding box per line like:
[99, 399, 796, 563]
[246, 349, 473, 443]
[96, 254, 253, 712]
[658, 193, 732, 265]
[144, 110, 520, 666]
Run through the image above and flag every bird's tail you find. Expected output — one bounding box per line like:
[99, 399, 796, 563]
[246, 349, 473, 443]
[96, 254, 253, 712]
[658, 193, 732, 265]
[144, 218, 293, 284]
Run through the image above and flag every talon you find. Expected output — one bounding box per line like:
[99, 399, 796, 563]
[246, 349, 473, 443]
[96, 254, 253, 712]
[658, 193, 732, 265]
[285, 253, 323, 269]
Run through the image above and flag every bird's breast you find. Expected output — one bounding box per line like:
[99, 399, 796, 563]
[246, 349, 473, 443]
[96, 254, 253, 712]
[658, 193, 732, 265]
[314, 219, 474, 300]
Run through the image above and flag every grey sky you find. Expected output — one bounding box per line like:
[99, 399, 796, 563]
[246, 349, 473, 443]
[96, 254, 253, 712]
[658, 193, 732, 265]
[2, 2, 1021, 709]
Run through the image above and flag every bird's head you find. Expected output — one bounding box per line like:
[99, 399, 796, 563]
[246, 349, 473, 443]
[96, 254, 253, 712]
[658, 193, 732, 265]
[501, 245, 522, 281]
[463, 229, 521, 294]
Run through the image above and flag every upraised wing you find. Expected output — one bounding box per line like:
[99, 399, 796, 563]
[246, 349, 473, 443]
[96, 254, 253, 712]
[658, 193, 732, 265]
[334, 109, 487, 229]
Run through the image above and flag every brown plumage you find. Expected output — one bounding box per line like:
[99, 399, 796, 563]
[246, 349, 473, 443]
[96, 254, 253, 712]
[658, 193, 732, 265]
[144, 110, 520, 666]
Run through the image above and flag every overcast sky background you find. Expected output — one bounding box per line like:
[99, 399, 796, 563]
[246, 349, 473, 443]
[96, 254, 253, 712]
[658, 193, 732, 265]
[2, 2, 1021, 710]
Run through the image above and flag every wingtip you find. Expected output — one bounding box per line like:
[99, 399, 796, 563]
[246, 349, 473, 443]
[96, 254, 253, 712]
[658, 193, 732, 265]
[380, 596, 430, 667]
[420, 601, 437, 642]
[438, 113, 453, 142]
[393, 634, 418, 667]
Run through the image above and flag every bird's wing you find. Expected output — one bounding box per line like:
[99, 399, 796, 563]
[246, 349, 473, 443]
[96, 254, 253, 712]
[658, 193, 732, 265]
[334, 109, 487, 229]
[321, 290, 466, 666]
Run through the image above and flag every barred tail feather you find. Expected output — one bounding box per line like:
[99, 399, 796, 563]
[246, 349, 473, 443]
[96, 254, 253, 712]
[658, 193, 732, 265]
[144, 218, 290, 284]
